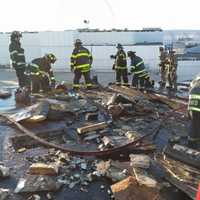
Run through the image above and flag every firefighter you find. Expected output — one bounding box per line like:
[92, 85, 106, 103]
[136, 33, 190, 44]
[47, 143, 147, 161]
[127, 51, 153, 89]
[111, 44, 129, 86]
[9, 31, 27, 87]
[188, 76, 200, 149]
[70, 39, 93, 90]
[168, 50, 178, 91]
[29, 53, 56, 93]
[159, 47, 168, 89]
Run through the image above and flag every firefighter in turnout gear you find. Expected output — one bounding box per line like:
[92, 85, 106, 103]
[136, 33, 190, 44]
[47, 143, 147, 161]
[168, 50, 178, 91]
[127, 51, 154, 89]
[9, 31, 27, 87]
[70, 39, 93, 90]
[188, 76, 200, 149]
[111, 44, 129, 86]
[28, 54, 56, 93]
[159, 47, 168, 89]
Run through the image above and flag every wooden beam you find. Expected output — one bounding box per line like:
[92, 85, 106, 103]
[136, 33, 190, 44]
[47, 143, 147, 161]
[77, 122, 108, 135]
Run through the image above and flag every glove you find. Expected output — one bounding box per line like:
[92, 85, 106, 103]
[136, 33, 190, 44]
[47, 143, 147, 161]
[51, 80, 56, 89]
[128, 72, 132, 75]
[110, 55, 116, 59]
[112, 64, 115, 70]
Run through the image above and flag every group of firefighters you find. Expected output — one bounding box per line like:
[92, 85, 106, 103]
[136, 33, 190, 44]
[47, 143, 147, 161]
[8, 31, 200, 150]
[9, 31, 155, 93]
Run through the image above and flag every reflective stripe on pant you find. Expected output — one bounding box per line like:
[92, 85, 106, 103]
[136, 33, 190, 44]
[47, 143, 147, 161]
[73, 69, 92, 89]
[116, 68, 128, 85]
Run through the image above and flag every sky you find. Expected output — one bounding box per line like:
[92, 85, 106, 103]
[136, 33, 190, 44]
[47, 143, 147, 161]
[0, 0, 200, 31]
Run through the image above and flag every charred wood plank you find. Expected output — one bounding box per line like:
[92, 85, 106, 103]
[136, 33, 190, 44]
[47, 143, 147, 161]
[164, 144, 200, 170]
[77, 122, 108, 135]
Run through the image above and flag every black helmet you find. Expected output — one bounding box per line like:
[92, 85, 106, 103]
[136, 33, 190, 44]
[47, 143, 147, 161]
[46, 53, 57, 63]
[74, 39, 82, 45]
[127, 51, 136, 57]
[159, 47, 164, 51]
[116, 43, 123, 49]
[11, 31, 22, 40]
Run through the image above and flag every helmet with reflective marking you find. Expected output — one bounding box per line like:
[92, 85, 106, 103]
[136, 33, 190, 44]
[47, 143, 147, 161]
[46, 53, 57, 63]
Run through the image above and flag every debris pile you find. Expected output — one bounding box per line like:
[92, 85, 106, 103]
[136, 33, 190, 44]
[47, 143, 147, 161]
[0, 84, 197, 200]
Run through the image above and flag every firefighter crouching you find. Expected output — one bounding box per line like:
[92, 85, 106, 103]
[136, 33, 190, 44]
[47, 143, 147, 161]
[28, 53, 56, 93]
[127, 51, 154, 89]
[70, 39, 93, 90]
[9, 31, 27, 88]
[187, 76, 200, 149]
[110, 44, 129, 86]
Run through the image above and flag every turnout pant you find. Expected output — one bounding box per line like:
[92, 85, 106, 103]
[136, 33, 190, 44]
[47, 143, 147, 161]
[189, 111, 200, 141]
[168, 71, 177, 90]
[15, 68, 27, 88]
[73, 69, 92, 89]
[31, 75, 50, 93]
[132, 75, 145, 88]
[160, 66, 167, 87]
[116, 68, 129, 86]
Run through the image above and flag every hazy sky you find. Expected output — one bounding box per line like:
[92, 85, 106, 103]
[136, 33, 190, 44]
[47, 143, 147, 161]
[0, 0, 200, 31]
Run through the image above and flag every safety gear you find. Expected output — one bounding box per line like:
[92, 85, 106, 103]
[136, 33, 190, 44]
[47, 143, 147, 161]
[11, 31, 22, 40]
[116, 43, 123, 49]
[70, 46, 93, 72]
[46, 53, 57, 64]
[29, 57, 56, 93]
[70, 45, 93, 89]
[127, 51, 136, 57]
[9, 34, 28, 87]
[159, 47, 164, 51]
[128, 54, 150, 88]
[74, 39, 82, 45]
[110, 55, 116, 59]
[112, 48, 128, 86]
[188, 77, 200, 148]
[159, 50, 169, 89]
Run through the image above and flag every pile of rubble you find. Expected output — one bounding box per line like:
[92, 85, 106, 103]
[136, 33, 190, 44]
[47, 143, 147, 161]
[0, 84, 198, 200]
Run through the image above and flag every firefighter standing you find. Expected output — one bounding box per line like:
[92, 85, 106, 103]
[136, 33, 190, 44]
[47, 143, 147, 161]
[9, 31, 27, 87]
[159, 47, 168, 89]
[168, 50, 178, 91]
[111, 44, 129, 86]
[188, 76, 200, 149]
[70, 39, 93, 90]
[28, 54, 56, 93]
[127, 51, 153, 89]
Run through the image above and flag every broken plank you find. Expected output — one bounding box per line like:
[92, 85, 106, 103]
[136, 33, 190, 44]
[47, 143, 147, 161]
[164, 144, 200, 170]
[77, 122, 108, 135]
